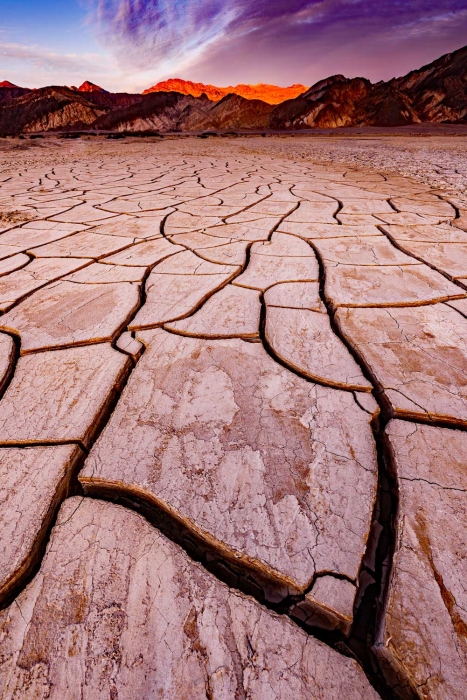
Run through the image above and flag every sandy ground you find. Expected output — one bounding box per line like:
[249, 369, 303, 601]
[0, 132, 466, 206]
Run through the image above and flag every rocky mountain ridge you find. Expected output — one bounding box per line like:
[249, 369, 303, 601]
[0, 45, 465, 134]
[271, 45, 467, 128]
[71, 81, 109, 93]
[143, 79, 308, 104]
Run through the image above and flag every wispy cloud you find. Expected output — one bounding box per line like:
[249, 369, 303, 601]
[0, 42, 101, 73]
[2, 1, 466, 91]
[84, 0, 467, 86]
[87, 0, 240, 74]
[386, 7, 467, 41]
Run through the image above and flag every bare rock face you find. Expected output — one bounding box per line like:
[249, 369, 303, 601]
[183, 94, 274, 131]
[271, 45, 467, 129]
[395, 44, 467, 122]
[0, 83, 30, 106]
[24, 103, 104, 132]
[143, 78, 309, 104]
[0, 498, 379, 699]
[77, 80, 108, 93]
[0, 86, 107, 135]
[0, 45, 465, 133]
[270, 75, 374, 129]
[375, 421, 467, 699]
[91, 92, 206, 133]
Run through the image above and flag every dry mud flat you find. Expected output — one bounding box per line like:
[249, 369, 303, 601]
[0, 139, 466, 699]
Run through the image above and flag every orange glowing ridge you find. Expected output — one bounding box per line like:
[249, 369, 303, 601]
[143, 79, 309, 104]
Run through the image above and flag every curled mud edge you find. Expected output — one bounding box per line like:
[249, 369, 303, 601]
[308, 235, 417, 699]
[77, 477, 393, 699]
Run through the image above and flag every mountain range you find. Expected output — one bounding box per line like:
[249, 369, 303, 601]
[143, 80, 308, 104]
[0, 45, 466, 135]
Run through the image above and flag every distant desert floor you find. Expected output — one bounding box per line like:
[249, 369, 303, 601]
[1, 129, 467, 203]
[0, 134, 466, 699]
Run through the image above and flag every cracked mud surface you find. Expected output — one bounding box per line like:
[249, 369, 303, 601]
[0, 137, 466, 699]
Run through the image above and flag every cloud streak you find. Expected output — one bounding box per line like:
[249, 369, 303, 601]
[0, 42, 101, 73]
[85, 0, 467, 86]
[89, 0, 239, 72]
[3, 1, 466, 91]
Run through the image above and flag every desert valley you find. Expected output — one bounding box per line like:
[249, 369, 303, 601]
[0, 4, 467, 699]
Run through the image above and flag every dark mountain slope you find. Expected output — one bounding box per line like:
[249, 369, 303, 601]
[0, 44, 465, 133]
[0, 86, 31, 106]
[91, 91, 202, 131]
[271, 46, 467, 129]
[68, 81, 144, 110]
[79, 90, 145, 110]
[352, 82, 420, 127]
[394, 44, 467, 122]
[270, 76, 372, 128]
[0, 87, 107, 135]
[91, 91, 273, 132]
[183, 93, 274, 131]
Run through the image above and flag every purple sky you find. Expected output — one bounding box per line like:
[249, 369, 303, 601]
[2, 0, 467, 91]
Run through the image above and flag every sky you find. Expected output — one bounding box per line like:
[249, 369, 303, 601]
[1, 0, 467, 93]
